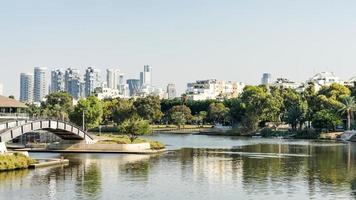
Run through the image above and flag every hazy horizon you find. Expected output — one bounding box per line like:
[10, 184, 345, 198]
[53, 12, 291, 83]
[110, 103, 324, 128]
[1, 0, 356, 97]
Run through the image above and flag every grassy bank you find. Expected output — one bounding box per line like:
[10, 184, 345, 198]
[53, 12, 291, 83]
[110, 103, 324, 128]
[0, 153, 36, 171]
[96, 135, 165, 150]
[89, 125, 213, 133]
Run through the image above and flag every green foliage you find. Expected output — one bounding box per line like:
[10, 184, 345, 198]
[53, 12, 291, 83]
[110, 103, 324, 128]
[170, 112, 187, 128]
[134, 96, 163, 123]
[0, 153, 36, 171]
[41, 92, 74, 120]
[312, 110, 342, 132]
[318, 83, 351, 101]
[69, 96, 103, 129]
[102, 98, 135, 124]
[118, 118, 152, 142]
[338, 96, 356, 130]
[208, 102, 230, 124]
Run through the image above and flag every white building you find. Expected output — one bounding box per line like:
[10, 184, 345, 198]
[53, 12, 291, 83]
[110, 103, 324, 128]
[106, 69, 120, 89]
[186, 79, 245, 101]
[51, 68, 65, 93]
[84, 67, 101, 97]
[271, 78, 300, 89]
[34, 67, 47, 102]
[167, 83, 177, 99]
[143, 65, 152, 86]
[20, 73, 34, 103]
[95, 87, 122, 100]
[308, 72, 343, 91]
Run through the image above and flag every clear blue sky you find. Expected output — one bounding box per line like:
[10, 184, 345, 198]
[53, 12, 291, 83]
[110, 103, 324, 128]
[1, 0, 356, 97]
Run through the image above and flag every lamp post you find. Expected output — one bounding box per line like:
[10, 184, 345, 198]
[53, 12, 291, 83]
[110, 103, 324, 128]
[82, 109, 86, 131]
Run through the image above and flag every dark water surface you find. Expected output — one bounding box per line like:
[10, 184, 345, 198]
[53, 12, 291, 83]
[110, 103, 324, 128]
[1, 134, 356, 200]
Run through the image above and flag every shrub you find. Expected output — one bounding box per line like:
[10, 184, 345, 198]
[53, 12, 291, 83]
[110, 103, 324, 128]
[0, 153, 36, 171]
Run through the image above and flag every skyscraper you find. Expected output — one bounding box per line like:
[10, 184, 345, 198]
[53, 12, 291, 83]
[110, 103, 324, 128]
[166, 83, 177, 99]
[65, 68, 83, 99]
[143, 65, 152, 86]
[139, 72, 144, 87]
[34, 67, 47, 102]
[127, 79, 141, 96]
[20, 73, 34, 103]
[51, 68, 65, 93]
[85, 67, 101, 97]
[261, 73, 272, 85]
[106, 69, 120, 89]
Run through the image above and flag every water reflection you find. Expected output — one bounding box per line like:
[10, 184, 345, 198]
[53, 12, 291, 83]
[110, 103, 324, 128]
[0, 136, 355, 199]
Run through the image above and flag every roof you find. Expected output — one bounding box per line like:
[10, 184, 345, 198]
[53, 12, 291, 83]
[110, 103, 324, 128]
[0, 95, 27, 108]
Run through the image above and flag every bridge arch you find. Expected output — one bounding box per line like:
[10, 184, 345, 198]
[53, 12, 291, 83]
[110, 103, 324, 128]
[0, 120, 94, 144]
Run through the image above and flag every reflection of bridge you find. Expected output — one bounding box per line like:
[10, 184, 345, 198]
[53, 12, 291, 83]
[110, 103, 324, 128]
[0, 119, 94, 144]
[340, 131, 356, 142]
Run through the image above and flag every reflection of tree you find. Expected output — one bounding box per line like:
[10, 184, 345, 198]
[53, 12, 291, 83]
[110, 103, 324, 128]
[351, 178, 356, 199]
[121, 155, 160, 180]
[83, 163, 101, 198]
[0, 169, 29, 182]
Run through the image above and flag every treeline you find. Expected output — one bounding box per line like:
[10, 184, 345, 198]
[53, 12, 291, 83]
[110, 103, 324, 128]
[27, 82, 356, 134]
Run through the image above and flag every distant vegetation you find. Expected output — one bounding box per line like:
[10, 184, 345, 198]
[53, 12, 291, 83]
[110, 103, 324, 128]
[26, 82, 356, 138]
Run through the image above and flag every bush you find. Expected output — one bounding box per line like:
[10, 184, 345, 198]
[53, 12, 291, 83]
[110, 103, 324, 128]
[0, 153, 36, 171]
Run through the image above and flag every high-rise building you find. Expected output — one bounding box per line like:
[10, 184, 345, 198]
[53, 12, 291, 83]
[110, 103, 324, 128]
[34, 67, 47, 102]
[84, 67, 101, 97]
[143, 65, 152, 86]
[0, 83, 3, 96]
[166, 83, 177, 99]
[65, 68, 83, 99]
[51, 68, 65, 93]
[127, 79, 141, 96]
[20, 73, 34, 103]
[139, 72, 144, 87]
[106, 69, 120, 89]
[261, 73, 272, 85]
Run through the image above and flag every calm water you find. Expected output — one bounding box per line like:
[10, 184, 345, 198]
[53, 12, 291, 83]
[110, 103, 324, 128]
[1, 134, 356, 200]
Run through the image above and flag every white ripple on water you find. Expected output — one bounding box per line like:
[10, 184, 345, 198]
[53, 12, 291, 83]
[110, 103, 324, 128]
[209, 151, 311, 159]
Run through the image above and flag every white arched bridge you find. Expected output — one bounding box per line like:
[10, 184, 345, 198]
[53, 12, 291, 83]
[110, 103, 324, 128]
[0, 119, 94, 144]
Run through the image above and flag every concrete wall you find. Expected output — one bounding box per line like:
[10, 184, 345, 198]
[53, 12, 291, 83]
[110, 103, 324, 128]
[49, 142, 151, 151]
[0, 142, 7, 154]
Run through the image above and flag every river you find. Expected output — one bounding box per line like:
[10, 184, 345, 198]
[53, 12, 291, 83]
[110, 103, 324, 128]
[0, 133, 356, 200]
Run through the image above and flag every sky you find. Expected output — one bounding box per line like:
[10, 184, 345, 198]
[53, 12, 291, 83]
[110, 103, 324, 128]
[1, 0, 356, 97]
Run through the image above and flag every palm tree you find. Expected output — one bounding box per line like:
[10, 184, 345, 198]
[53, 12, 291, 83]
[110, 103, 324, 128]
[339, 96, 356, 130]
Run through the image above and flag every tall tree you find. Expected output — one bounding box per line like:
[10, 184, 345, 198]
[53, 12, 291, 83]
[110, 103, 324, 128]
[134, 96, 163, 123]
[339, 96, 356, 130]
[69, 96, 103, 130]
[208, 102, 230, 124]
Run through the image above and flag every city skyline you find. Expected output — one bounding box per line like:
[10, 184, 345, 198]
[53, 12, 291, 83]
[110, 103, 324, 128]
[2, 1, 356, 96]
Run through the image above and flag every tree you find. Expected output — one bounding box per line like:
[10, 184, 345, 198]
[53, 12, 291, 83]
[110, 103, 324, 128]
[118, 118, 152, 142]
[318, 83, 351, 101]
[134, 96, 163, 123]
[168, 105, 192, 122]
[197, 111, 207, 125]
[208, 102, 230, 124]
[282, 89, 308, 131]
[170, 112, 187, 129]
[312, 110, 342, 132]
[69, 96, 103, 130]
[339, 96, 356, 130]
[39, 92, 74, 120]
